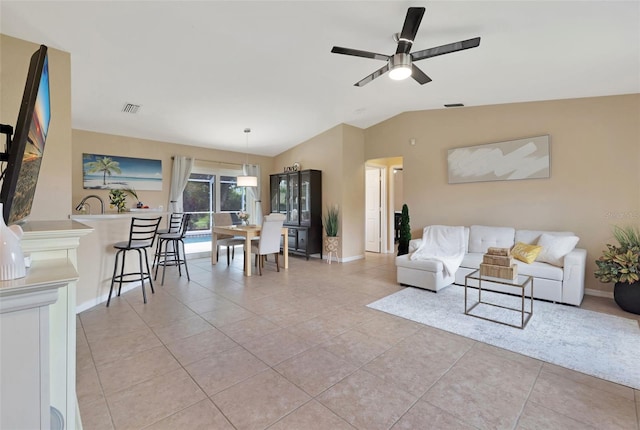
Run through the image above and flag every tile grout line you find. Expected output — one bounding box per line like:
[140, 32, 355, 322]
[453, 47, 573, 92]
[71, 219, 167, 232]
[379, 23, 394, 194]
[78, 309, 121, 430]
[511, 361, 544, 430]
[117, 285, 214, 429]
[407, 337, 479, 429]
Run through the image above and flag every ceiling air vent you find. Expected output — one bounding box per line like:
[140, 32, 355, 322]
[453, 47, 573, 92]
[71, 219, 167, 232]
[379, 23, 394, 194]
[121, 103, 141, 114]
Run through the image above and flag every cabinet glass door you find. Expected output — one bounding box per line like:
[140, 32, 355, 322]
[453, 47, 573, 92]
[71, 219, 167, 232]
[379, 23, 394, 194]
[299, 170, 311, 226]
[270, 176, 279, 213]
[278, 175, 287, 215]
[288, 173, 299, 224]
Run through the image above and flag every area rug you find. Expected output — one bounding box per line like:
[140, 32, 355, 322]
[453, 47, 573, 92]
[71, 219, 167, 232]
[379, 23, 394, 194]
[367, 286, 640, 390]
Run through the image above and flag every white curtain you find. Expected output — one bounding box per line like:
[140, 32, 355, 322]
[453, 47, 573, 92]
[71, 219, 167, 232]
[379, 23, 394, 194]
[243, 163, 262, 225]
[169, 156, 194, 212]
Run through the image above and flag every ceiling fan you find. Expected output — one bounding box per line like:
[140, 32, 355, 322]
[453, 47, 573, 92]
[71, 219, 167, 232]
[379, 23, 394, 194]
[331, 7, 481, 87]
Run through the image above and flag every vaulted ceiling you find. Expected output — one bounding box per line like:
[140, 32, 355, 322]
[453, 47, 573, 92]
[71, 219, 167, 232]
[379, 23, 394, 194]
[2, 1, 639, 156]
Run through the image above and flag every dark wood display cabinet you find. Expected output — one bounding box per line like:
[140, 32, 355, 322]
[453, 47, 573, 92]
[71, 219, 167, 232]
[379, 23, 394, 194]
[270, 169, 322, 260]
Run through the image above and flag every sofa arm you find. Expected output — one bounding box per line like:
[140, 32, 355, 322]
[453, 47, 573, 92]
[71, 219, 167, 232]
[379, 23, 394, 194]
[562, 248, 587, 306]
[409, 239, 422, 253]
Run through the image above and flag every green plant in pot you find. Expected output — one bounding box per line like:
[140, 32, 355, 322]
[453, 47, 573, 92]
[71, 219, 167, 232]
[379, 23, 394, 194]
[323, 205, 339, 262]
[323, 205, 339, 237]
[108, 189, 127, 212]
[594, 225, 640, 314]
[108, 187, 138, 212]
[397, 203, 411, 256]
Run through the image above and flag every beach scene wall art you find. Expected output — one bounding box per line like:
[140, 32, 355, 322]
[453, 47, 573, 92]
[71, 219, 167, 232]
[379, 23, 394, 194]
[447, 135, 550, 184]
[83, 153, 162, 191]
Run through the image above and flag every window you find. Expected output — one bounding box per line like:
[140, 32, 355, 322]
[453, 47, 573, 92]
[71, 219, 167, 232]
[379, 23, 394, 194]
[219, 175, 244, 213]
[183, 173, 214, 232]
[181, 163, 248, 233]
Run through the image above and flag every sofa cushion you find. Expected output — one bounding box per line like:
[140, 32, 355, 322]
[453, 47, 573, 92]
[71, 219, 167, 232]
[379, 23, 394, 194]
[396, 254, 443, 272]
[468, 225, 515, 253]
[461, 252, 564, 281]
[461, 252, 484, 269]
[536, 233, 580, 267]
[516, 260, 564, 281]
[408, 239, 422, 253]
[511, 242, 543, 264]
[515, 229, 575, 245]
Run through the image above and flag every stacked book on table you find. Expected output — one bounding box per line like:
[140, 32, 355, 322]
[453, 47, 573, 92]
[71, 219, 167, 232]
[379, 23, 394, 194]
[479, 247, 518, 280]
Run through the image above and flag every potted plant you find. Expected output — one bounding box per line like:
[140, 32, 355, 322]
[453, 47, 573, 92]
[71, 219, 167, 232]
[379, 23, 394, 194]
[108, 189, 127, 212]
[108, 187, 139, 212]
[323, 205, 339, 263]
[397, 203, 411, 256]
[594, 225, 640, 314]
[237, 210, 250, 225]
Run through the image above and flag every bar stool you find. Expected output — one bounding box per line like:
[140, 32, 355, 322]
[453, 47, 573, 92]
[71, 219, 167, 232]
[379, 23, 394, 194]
[107, 216, 163, 307]
[154, 213, 191, 285]
[153, 212, 183, 268]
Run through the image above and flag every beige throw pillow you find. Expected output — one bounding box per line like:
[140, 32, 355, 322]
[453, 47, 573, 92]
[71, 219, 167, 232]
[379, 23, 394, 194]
[536, 233, 579, 266]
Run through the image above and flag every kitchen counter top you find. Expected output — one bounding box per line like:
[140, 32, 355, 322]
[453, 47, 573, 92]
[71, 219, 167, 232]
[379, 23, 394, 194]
[70, 211, 168, 221]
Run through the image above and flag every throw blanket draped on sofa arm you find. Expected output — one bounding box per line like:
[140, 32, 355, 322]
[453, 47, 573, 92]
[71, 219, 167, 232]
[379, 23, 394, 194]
[410, 225, 466, 277]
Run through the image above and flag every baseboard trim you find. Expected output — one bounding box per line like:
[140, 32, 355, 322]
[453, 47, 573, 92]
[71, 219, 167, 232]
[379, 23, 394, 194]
[341, 254, 365, 263]
[585, 288, 613, 299]
[186, 250, 211, 260]
[76, 282, 142, 314]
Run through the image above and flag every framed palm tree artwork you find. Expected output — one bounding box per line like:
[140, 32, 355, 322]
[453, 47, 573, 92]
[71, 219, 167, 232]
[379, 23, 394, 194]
[82, 153, 162, 191]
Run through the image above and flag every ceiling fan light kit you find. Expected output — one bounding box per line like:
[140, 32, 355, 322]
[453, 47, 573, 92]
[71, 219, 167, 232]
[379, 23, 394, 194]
[388, 54, 412, 80]
[331, 6, 480, 87]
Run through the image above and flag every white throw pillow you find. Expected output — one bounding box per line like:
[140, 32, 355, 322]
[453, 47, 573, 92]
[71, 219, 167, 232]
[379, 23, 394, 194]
[536, 233, 579, 266]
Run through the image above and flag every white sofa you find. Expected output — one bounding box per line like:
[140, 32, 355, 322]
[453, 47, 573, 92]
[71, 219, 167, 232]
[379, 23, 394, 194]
[395, 225, 587, 306]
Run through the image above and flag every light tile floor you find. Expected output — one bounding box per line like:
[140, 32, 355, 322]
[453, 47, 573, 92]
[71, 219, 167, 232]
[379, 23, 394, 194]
[77, 252, 640, 430]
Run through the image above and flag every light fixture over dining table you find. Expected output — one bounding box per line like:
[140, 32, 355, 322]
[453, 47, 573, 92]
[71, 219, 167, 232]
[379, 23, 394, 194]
[237, 127, 258, 187]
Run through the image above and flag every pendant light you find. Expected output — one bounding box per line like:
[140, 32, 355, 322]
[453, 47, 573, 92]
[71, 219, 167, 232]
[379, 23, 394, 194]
[237, 128, 257, 187]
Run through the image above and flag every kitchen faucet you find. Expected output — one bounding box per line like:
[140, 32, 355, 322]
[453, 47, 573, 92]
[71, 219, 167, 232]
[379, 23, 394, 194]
[75, 195, 105, 214]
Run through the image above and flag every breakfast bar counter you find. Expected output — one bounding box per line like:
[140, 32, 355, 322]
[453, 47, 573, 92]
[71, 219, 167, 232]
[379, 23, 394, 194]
[70, 211, 169, 312]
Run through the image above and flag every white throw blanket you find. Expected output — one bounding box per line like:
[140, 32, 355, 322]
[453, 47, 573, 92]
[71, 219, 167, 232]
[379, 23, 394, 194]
[410, 225, 466, 278]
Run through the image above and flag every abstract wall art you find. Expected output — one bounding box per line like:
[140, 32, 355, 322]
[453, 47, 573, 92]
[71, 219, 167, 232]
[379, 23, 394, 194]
[447, 135, 550, 184]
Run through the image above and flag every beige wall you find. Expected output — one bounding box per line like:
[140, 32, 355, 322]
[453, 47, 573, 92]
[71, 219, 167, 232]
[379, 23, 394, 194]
[341, 124, 365, 259]
[274, 124, 366, 260]
[1, 34, 72, 221]
[6, 34, 639, 296]
[364, 94, 640, 294]
[72, 129, 275, 214]
[393, 168, 403, 211]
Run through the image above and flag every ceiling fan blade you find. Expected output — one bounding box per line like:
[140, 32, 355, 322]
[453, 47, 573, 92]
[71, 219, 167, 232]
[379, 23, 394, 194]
[411, 65, 432, 85]
[396, 7, 425, 54]
[331, 46, 389, 62]
[411, 37, 481, 62]
[354, 63, 390, 87]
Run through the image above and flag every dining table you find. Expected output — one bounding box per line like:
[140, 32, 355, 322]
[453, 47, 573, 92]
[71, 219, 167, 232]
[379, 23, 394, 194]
[211, 224, 289, 276]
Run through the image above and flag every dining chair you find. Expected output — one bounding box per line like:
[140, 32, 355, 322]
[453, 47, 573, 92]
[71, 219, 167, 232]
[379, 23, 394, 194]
[107, 216, 163, 306]
[251, 213, 286, 275]
[212, 212, 244, 265]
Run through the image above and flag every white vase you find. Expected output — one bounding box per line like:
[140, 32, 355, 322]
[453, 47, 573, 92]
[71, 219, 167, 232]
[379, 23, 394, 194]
[0, 204, 26, 280]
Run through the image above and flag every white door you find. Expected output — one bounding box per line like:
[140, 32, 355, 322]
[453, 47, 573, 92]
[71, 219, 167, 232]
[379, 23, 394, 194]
[365, 167, 382, 252]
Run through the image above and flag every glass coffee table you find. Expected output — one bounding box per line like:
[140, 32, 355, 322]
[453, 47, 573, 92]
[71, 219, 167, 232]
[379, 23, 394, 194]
[464, 269, 533, 329]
